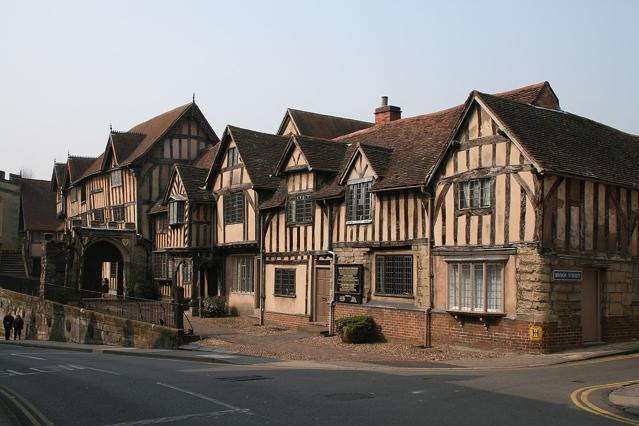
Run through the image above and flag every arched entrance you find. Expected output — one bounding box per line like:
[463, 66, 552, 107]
[83, 240, 124, 296]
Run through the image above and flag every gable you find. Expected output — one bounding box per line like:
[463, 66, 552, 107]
[280, 116, 298, 136]
[344, 149, 377, 182]
[285, 145, 309, 170]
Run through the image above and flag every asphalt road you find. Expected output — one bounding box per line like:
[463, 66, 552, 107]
[0, 344, 637, 425]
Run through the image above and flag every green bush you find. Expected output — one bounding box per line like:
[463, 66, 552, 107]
[335, 315, 376, 343]
[201, 296, 227, 317]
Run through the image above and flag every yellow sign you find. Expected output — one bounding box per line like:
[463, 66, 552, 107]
[529, 325, 543, 341]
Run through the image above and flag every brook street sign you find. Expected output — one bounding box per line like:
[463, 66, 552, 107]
[552, 270, 582, 281]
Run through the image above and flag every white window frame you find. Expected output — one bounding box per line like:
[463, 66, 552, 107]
[448, 261, 504, 313]
[346, 177, 373, 224]
[169, 200, 185, 225]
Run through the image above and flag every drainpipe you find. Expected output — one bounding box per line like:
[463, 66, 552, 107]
[325, 201, 337, 336]
[422, 186, 435, 347]
[259, 212, 266, 326]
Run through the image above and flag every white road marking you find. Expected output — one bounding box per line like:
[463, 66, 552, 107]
[85, 366, 121, 376]
[0, 364, 119, 377]
[156, 382, 252, 414]
[11, 353, 46, 360]
[104, 409, 246, 425]
[411, 389, 428, 394]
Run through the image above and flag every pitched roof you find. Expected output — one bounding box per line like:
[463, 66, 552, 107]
[279, 108, 373, 139]
[477, 92, 639, 188]
[224, 126, 289, 190]
[259, 180, 289, 210]
[174, 165, 212, 202]
[110, 131, 145, 165]
[67, 156, 99, 184]
[20, 178, 61, 231]
[274, 135, 349, 176]
[51, 163, 66, 191]
[192, 144, 219, 169]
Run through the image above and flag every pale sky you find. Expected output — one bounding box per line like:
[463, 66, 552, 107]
[1, 0, 637, 180]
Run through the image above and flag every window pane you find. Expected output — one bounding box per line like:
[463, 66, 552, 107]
[473, 264, 484, 311]
[448, 264, 458, 309]
[460, 264, 471, 310]
[347, 181, 372, 222]
[481, 178, 491, 207]
[470, 180, 480, 208]
[376, 255, 412, 296]
[487, 264, 503, 312]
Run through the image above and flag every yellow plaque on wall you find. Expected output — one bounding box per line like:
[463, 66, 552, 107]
[529, 325, 543, 341]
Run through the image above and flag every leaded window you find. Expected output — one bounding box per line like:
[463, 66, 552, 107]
[286, 193, 313, 224]
[182, 259, 193, 283]
[231, 256, 254, 293]
[275, 269, 296, 297]
[376, 255, 413, 296]
[224, 191, 244, 224]
[93, 208, 104, 223]
[448, 262, 503, 312]
[346, 179, 373, 222]
[169, 201, 185, 225]
[111, 169, 123, 187]
[152, 253, 168, 280]
[112, 206, 125, 222]
[458, 178, 491, 210]
[227, 147, 239, 167]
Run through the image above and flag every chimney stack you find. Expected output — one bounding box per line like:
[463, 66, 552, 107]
[375, 96, 401, 125]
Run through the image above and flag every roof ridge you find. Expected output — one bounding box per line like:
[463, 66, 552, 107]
[491, 81, 547, 98]
[288, 108, 373, 125]
[295, 134, 349, 145]
[477, 91, 639, 139]
[128, 102, 192, 132]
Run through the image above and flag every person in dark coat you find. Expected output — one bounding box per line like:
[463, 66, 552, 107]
[12, 314, 23, 340]
[3, 312, 14, 340]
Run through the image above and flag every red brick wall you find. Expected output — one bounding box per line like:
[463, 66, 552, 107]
[334, 303, 426, 344]
[264, 311, 311, 328]
[602, 315, 639, 342]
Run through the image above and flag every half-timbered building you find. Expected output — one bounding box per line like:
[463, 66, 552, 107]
[53, 101, 218, 296]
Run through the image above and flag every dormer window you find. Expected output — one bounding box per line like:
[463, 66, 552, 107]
[346, 178, 373, 223]
[169, 200, 185, 225]
[227, 147, 239, 167]
[111, 169, 123, 187]
[286, 193, 313, 225]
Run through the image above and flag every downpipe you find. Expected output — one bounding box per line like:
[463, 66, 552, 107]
[328, 249, 337, 336]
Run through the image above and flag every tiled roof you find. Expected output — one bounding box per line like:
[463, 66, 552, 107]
[226, 126, 288, 191]
[174, 165, 212, 202]
[67, 156, 98, 184]
[259, 180, 288, 210]
[110, 131, 145, 164]
[478, 92, 639, 188]
[281, 108, 373, 139]
[192, 144, 219, 169]
[51, 163, 66, 190]
[290, 135, 348, 173]
[20, 178, 61, 231]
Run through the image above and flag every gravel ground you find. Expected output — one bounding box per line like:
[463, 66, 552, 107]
[193, 316, 510, 363]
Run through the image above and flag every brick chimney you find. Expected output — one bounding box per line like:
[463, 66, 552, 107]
[375, 96, 401, 125]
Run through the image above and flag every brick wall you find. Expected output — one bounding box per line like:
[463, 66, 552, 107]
[602, 314, 639, 342]
[264, 311, 311, 328]
[334, 303, 426, 344]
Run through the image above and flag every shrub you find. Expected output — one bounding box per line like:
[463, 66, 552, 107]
[335, 315, 376, 343]
[201, 296, 227, 317]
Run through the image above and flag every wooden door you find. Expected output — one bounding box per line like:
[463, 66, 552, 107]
[314, 268, 331, 323]
[581, 269, 601, 343]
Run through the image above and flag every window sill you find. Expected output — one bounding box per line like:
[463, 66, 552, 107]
[346, 219, 373, 225]
[455, 207, 492, 216]
[231, 291, 255, 295]
[286, 222, 313, 227]
[446, 310, 505, 317]
[274, 294, 296, 298]
[373, 293, 414, 299]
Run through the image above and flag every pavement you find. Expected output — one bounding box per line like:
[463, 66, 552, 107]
[1, 337, 639, 419]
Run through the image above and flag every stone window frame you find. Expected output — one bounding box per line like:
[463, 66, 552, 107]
[446, 259, 506, 314]
[374, 254, 414, 298]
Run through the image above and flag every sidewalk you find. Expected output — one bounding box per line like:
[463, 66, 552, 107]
[609, 383, 639, 417]
[2, 337, 638, 372]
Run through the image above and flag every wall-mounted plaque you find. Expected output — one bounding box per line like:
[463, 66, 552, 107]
[552, 270, 582, 281]
[335, 264, 363, 304]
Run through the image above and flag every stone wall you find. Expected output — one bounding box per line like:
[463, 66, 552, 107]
[0, 288, 180, 348]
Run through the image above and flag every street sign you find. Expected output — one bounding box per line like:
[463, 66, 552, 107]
[552, 270, 582, 281]
[529, 325, 543, 341]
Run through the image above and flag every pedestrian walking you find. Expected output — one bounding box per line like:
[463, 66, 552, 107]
[12, 314, 23, 340]
[3, 312, 14, 340]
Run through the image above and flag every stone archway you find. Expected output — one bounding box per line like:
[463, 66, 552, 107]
[82, 240, 125, 296]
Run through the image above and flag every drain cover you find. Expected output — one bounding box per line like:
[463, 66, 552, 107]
[217, 375, 271, 382]
[324, 393, 374, 401]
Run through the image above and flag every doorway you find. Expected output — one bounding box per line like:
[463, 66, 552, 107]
[83, 240, 124, 296]
[314, 267, 331, 323]
[581, 268, 601, 343]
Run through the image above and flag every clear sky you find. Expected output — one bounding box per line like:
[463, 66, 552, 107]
[1, 0, 637, 180]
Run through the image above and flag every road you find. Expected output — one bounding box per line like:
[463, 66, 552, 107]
[0, 344, 637, 425]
